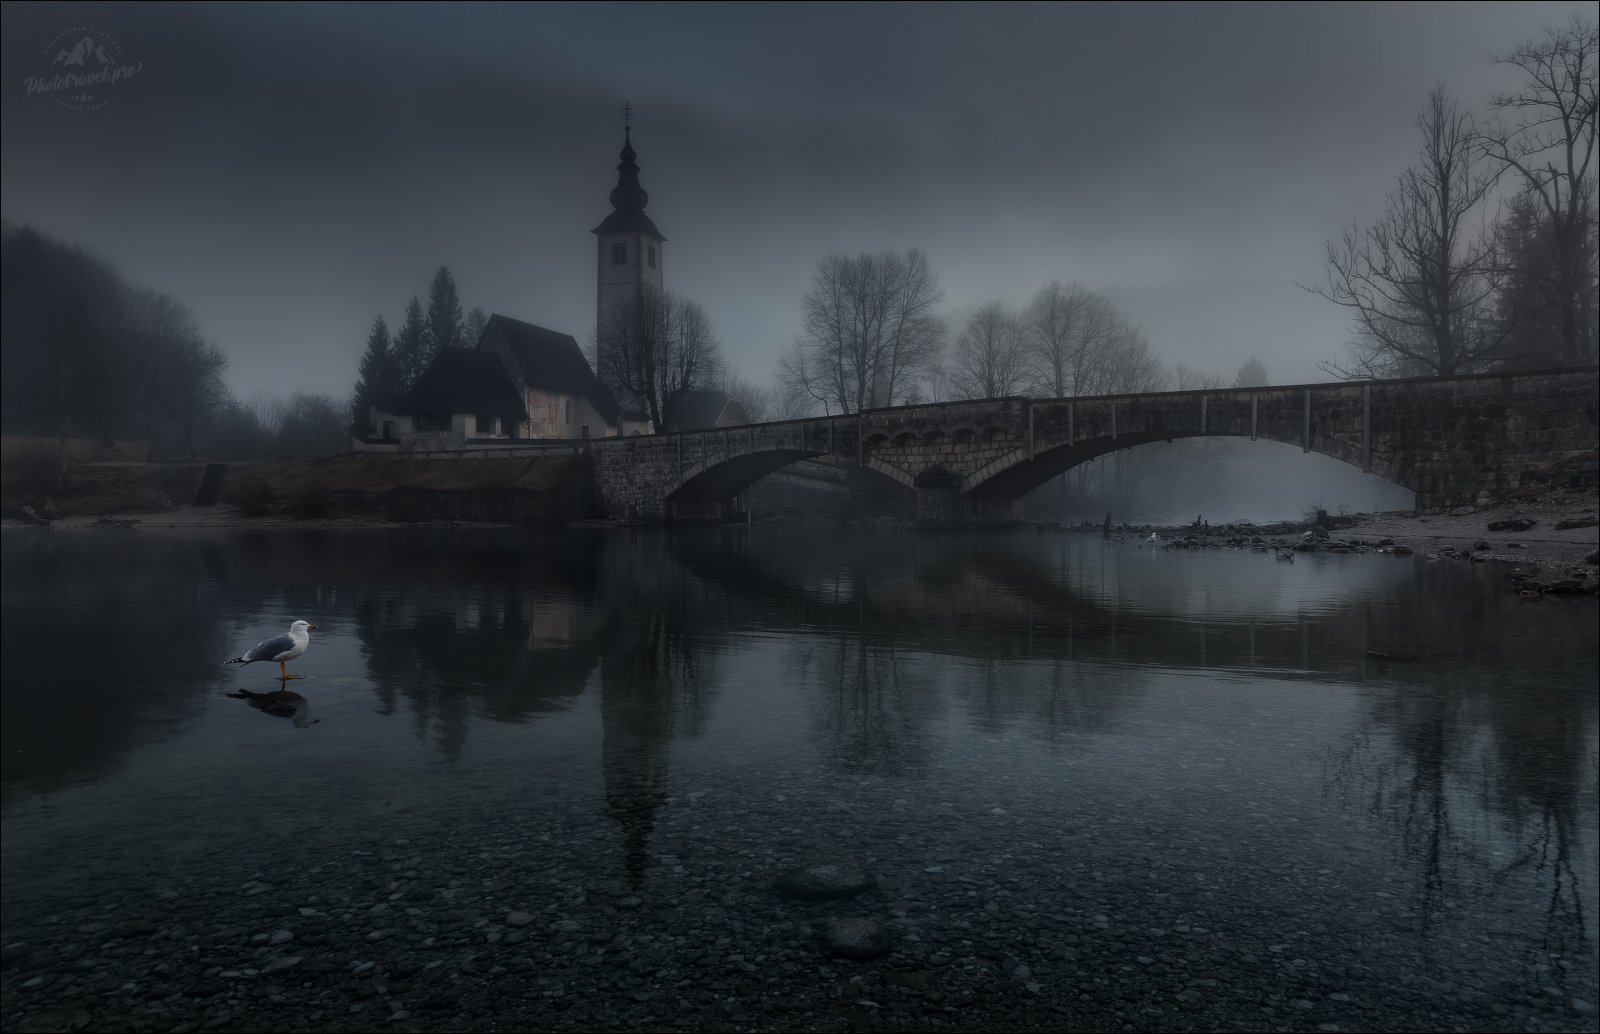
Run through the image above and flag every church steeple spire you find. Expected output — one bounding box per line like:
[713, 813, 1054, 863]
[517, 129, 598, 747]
[593, 106, 664, 239]
[607, 127, 649, 216]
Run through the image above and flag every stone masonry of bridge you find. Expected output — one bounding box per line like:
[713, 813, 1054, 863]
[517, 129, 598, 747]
[590, 369, 1599, 523]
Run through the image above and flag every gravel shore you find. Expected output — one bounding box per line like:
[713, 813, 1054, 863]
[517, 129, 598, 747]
[6, 788, 1596, 1034]
[1140, 489, 1599, 577]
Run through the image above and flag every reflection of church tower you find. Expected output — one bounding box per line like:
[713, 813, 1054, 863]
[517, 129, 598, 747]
[600, 615, 676, 888]
[593, 114, 666, 402]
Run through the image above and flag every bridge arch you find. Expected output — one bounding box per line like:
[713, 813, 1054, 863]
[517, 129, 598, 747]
[963, 426, 1412, 499]
[666, 447, 915, 508]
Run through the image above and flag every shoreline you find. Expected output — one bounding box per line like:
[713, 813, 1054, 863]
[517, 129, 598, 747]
[1138, 490, 1598, 573]
[6, 493, 1596, 571]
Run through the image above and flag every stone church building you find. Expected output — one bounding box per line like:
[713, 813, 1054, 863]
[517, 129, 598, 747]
[363, 125, 743, 451]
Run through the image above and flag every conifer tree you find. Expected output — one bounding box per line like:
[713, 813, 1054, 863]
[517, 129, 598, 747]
[352, 314, 396, 432]
[426, 266, 464, 356]
[392, 296, 429, 394]
[463, 306, 489, 348]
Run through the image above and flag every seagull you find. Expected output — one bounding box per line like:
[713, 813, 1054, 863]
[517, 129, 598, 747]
[227, 620, 317, 680]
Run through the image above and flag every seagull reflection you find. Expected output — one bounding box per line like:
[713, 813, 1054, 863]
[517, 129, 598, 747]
[226, 688, 318, 728]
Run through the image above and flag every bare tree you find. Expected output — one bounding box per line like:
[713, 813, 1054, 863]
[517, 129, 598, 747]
[786, 249, 944, 413]
[1170, 363, 1228, 391]
[161, 337, 229, 457]
[1098, 322, 1166, 393]
[718, 372, 772, 423]
[768, 371, 821, 420]
[595, 289, 724, 433]
[948, 301, 1031, 398]
[1303, 87, 1505, 377]
[1481, 16, 1599, 367]
[1023, 281, 1123, 397]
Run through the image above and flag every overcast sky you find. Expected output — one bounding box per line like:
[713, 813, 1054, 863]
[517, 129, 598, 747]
[2, 2, 1591, 402]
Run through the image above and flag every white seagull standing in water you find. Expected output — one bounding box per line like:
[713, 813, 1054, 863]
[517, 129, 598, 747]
[227, 620, 317, 680]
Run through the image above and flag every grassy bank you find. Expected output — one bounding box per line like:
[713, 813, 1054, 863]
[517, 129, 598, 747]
[1, 437, 590, 524]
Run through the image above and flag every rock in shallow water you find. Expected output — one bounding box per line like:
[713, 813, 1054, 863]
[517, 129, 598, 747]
[773, 863, 874, 901]
[820, 918, 890, 959]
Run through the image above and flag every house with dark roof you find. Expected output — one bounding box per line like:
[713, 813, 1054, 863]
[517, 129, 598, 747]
[367, 315, 628, 449]
[479, 314, 621, 439]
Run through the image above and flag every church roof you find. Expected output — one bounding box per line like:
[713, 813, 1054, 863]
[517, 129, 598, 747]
[663, 389, 752, 432]
[481, 314, 621, 422]
[592, 127, 666, 240]
[392, 347, 525, 417]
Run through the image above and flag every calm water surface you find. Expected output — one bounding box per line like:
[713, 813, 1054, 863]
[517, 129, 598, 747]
[2, 526, 1596, 1030]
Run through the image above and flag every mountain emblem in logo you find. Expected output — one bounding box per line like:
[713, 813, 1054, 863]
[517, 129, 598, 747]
[26, 27, 142, 112]
[52, 35, 115, 69]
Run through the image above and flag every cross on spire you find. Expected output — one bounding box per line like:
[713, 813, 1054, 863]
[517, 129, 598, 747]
[620, 101, 633, 129]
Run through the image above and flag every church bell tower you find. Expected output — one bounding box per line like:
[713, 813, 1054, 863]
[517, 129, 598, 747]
[593, 107, 665, 397]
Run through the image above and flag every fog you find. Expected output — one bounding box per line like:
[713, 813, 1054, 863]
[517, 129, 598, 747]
[1030, 439, 1415, 525]
[2, 3, 1591, 401]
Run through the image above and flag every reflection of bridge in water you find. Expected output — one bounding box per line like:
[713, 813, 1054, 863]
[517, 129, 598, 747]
[663, 530, 1435, 681]
[593, 369, 1599, 523]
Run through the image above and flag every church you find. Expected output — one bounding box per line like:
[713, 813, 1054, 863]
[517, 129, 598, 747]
[363, 122, 744, 450]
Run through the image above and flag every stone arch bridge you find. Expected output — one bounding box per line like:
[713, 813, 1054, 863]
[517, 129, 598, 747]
[591, 369, 1598, 523]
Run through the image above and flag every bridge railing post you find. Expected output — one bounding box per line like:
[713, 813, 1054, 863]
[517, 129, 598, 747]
[1302, 390, 1311, 453]
[1362, 384, 1371, 473]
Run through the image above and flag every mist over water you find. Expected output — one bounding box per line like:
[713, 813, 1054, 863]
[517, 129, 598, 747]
[1029, 438, 1416, 526]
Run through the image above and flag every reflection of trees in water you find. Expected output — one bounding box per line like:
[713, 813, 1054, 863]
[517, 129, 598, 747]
[797, 632, 935, 777]
[355, 589, 613, 760]
[1326, 691, 1479, 932]
[980, 658, 1145, 743]
[1484, 672, 1596, 957]
[325, 529, 612, 759]
[1324, 576, 1598, 957]
[1, 533, 234, 805]
[671, 530, 1160, 764]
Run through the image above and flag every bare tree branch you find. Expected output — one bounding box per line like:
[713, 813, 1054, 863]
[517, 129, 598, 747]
[1302, 87, 1507, 377]
[786, 249, 945, 413]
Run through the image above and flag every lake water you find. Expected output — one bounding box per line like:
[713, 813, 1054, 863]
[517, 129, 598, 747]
[2, 526, 1596, 1033]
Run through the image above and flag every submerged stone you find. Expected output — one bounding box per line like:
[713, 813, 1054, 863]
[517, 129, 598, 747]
[774, 863, 874, 901]
[820, 917, 890, 959]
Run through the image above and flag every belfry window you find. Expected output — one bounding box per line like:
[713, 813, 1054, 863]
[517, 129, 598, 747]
[647, 245, 656, 269]
[611, 243, 626, 265]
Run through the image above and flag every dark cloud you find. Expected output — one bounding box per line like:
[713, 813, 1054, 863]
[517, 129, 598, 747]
[3, 2, 1590, 399]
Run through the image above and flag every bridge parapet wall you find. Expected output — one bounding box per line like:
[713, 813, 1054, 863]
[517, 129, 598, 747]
[1019, 372, 1596, 511]
[592, 370, 1596, 521]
